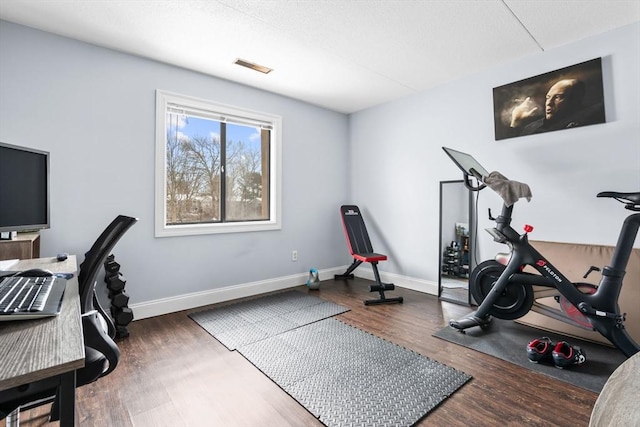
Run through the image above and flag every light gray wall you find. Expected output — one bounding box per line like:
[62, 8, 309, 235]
[1, 20, 638, 311]
[0, 21, 351, 307]
[350, 22, 640, 291]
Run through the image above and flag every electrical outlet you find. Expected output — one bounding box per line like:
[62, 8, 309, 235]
[291, 250, 298, 262]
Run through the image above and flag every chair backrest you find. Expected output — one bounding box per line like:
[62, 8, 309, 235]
[78, 215, 138, 314]
[77, 214, 137, 380]
[340, 205, 374, 256]
[0, 215, 138, 421]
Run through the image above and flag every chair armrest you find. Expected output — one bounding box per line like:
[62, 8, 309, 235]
[82, 311, 121, 378]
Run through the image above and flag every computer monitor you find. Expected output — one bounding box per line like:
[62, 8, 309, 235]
[442, 147, 489, 180]
[0, 142, 50, 234]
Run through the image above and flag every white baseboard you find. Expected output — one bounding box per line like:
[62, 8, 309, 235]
[350, 265, 439, 295]
[130, 265, 438, 321]
[130, 266, 345, 320]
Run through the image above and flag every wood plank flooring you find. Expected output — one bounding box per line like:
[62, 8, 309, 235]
[10, 279, 599, 426]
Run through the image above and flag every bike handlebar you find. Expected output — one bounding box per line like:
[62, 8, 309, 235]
[463, 170, 486, 192]
[491, 191, 640, 242]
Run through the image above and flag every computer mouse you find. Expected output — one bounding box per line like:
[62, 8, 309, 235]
[16, 268, 54, 277]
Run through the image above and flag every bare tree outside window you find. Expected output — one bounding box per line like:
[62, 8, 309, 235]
[225, 125, 269, 221]
[165, 114, 269, 225]
[155, 90, 281, 237]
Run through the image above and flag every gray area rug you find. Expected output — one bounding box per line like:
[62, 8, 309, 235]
[433, 317, 626, 393]
[189, 290, 350, 350]
[239, 318, 471, 427]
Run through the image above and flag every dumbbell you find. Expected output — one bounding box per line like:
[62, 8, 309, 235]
[104, 258, 121, 275]
[109, 291, 130, 308]
[116, 326, 130, 339]
[111, 306, 134, 326]
[106, 273, 126, 293]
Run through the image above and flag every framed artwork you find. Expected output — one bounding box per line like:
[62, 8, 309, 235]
[493, 58, 606, 141]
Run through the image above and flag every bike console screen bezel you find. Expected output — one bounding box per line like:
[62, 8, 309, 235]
[442, 147, 489, 180]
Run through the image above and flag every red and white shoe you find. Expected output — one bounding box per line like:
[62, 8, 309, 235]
[526, 337, 555, 363]
[552, 341, 587, 369]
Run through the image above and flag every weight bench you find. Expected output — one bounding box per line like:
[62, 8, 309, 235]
[334, 205, 403, 305]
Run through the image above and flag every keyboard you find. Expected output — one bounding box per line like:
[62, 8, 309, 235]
[0, 276, 54, 313]
[0, 275, 67, 320]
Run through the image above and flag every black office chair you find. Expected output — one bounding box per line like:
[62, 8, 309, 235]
[0, 215, 138, 425]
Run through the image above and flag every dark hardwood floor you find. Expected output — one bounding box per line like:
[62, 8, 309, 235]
[11, 279, 598, 426]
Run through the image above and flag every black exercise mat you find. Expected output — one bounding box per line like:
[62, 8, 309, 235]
[239, 318, 472, 427]
[189, 290, 350, 350]
[433, 317, 626, 393]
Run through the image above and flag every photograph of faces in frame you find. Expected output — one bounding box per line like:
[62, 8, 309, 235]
[493, 58, 606, 141]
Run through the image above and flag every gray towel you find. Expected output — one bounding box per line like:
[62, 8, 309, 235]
[484, 171, 532, 207]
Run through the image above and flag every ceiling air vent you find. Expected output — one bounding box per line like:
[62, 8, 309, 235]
[234, 58, 273, 74]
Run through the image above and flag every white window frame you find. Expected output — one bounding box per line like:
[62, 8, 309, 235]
[155, 90, 282, 237]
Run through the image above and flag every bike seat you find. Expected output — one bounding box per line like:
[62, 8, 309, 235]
[597, 191, 640, 210]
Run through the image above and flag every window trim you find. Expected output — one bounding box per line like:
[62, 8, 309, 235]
[155, 90, 282, 237]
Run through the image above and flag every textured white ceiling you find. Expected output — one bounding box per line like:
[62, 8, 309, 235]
[0, 0, 638, 113]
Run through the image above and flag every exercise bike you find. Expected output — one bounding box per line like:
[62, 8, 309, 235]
[442, 147, 640, 358]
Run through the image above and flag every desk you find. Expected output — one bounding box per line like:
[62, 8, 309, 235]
[0, 256, 84, 426]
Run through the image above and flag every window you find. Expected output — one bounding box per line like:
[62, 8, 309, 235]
[155, 90, 281, 237]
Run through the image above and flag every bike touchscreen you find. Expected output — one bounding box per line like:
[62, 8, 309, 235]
[442, 147, 489, 180]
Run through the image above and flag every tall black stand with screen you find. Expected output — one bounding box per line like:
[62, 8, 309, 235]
[438, 147, 489, 305]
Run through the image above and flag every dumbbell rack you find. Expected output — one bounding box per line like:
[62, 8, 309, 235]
[104, 254, 134, 339]
[441, 242, 468, 278]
